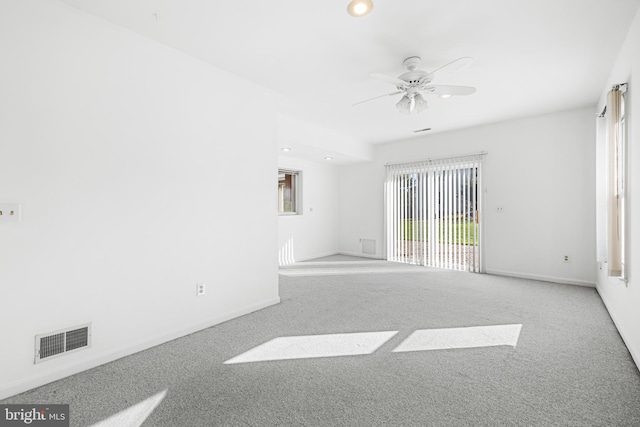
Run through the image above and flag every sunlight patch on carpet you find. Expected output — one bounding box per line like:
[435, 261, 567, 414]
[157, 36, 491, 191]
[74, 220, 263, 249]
[89, 389, 167, 427]
[224, 331, 398, 364]
[393, 324, 522, 353]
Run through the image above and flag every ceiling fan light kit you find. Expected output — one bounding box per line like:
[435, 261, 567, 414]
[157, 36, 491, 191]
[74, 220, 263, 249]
[347, 0, 373, 17]
[357, 56, 476, 114]
[414, 93, 428, 112]
[395, 95, 411, 114]
[396, 93, 428, 115]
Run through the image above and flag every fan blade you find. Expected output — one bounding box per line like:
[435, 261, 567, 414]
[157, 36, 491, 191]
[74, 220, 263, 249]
[424, 85, 476, 96]
[428, 57, 474, 75]
[369, 73, 408, 87]
[353, 91, 403, 106]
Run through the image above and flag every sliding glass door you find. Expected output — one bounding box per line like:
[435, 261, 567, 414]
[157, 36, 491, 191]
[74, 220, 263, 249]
[385, 154, 484, 272]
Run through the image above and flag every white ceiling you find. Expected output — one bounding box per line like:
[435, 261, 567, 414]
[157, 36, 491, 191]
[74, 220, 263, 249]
[59, 0, 640, 159]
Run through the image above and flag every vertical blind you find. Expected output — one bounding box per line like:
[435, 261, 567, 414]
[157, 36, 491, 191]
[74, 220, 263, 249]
[385, 153, 484, 272]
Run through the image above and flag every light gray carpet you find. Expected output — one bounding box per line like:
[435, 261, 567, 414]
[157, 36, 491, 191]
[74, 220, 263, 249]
[3, 257, 640, 426]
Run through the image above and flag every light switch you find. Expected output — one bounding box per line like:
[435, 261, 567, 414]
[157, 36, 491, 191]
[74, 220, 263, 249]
[0, 203, 21, 223]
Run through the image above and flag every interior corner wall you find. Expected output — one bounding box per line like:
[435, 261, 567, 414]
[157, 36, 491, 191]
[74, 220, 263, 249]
[336, 160, 386, 260]
[338, 108, 596, 286]
[0, 0, 279, 399]
[595, 6, 640, 369]
[278, 157, 340, 265]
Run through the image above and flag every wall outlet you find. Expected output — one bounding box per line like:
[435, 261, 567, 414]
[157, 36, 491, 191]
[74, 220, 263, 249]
[496, 206, 504, 213]
[563, 255, 571, 263]
[0, 203, 21, 223]
[196, 283, 206, 296]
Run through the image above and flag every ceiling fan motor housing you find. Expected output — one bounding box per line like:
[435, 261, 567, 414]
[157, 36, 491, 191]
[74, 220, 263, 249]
[399, 57, 431, 86]
[398, 70, 431, 86]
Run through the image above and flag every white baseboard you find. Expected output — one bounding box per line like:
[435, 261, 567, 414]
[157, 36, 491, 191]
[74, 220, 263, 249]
[485, 269, 596, 288]
[337, 251, 384, 260]
[596, 288, 640, 372]
[0, 297, 280, 400]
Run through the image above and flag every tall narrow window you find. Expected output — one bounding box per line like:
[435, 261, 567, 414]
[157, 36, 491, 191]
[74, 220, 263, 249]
[278, 169, 301, 215]
[385, 154, 484, 272]
[605, 84, 626, 279]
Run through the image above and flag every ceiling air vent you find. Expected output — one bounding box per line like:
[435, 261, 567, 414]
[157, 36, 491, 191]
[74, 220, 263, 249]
[35, 323, 92, 363]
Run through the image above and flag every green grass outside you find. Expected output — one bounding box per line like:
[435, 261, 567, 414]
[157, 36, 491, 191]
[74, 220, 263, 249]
[401, 219, 478, 245]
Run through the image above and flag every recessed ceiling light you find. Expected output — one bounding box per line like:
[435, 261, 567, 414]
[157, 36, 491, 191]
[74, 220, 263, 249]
[324, 156, 334, 160]
[347, 0, 373, 17]
[281, 147, 291, 152]
[440, 94, 452, 99]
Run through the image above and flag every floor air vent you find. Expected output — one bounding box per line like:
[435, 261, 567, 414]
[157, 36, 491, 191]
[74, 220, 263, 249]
[35, 323, 91, 363]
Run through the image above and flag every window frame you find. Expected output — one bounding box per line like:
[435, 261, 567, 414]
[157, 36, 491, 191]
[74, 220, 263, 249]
[604, 84, 627, 280]
[278, 169, 302, 216]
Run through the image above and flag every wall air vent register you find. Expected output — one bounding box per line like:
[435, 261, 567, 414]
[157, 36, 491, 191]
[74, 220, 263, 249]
[362, 239, 376, 255]
[35, 323, 92, 363]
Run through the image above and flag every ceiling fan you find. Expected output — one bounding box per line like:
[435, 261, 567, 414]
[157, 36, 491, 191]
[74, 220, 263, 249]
[354, 56, 476, 114]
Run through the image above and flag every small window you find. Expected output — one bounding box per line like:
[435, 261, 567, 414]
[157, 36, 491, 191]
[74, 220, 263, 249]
[278, 169, 301, 215]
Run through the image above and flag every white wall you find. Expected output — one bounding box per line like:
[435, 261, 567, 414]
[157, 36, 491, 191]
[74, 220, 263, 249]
[278, 157, 340, 264]
[339, 108, 596, 286]
[0, 0, 279, 399]
[595, 7, 640, 368]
